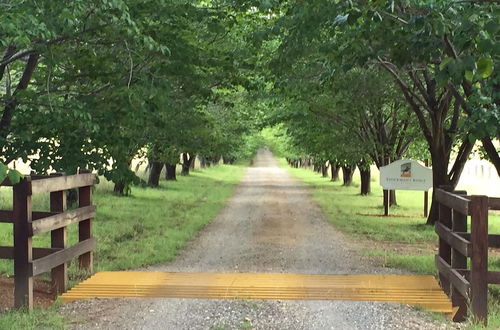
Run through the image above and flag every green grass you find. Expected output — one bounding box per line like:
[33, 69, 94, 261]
[282, 159, 500, 328]
[363, 251, 500, 276]
[466, 299, 500, 330]
[282, 158, 500, 250]
[0, 305, 66, 330]
[364, 250, 436, 274]
[283, 161, 437, 243]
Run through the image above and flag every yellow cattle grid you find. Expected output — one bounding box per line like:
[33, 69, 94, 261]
[61, 272, 455, 317]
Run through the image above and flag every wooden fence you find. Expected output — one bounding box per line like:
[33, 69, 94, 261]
[0, 172, 96, 308]
[435, 188, 500, 324]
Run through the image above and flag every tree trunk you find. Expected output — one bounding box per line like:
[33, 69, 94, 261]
[0, 54, 39, 141]
[181, 153, 193, 175]
[330, 163, 340, 181]
[481, 137, 500, 177]
[148, 161, 163, 187]
[426, 148, 453, 224]
[302, 158, 308, 168]
[223, 157, 235, 164]
[114, 181, 126, 195]
[200, 156, 207, 168]
[360, 167, 371, 195]
[321, 164, 328, 177]
[67, 189, 78, 206]
[113, 157, 133, 196]
[342, 165, 354, 186]
[190, 155, 196, 170]
[164, 162, 176, 181]
[426, 140, 473, 225]
[211, 155, 221, 164]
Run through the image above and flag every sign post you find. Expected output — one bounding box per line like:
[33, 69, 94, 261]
[380, 160, 432, 216]
[383, 189, 390, 216]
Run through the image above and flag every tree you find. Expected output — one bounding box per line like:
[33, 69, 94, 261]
[1, 0, 265, 194]
[0, 0, 193, 193]
[266, 41, 421, 196]
[272, 0, 499, 223]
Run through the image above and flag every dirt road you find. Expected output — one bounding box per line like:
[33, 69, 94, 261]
[62, 149, 445, 329]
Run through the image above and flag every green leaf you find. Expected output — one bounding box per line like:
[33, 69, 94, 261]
[462, 56, 476, 71]
[0, 163, 7, 182]
[439, 57, 453, 70]
[477, 58, 494, 78]
[448, 59, 465, 84]
[7, 170, 23, 185]
[259, 0, 272, 11]
[485, 21, 499, 35]
[478, 39, 494, 53]
[347, 10, 362, 24]
[465, 70, 474, 82]
[435, 70, 450, 88]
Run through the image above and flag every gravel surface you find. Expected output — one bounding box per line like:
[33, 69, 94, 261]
[60, 149, 452, 329]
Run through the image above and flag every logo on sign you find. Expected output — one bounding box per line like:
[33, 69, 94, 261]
[400, 163, 411, 178]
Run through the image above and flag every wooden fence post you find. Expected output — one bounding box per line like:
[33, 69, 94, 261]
[471, 195, 489, 324]
[13, 177, 33, 308]
[50, 173, 67, 295]
[438, 190, 452, 296]
[78, 184, 93, 272]
[452, 208, 468, 321]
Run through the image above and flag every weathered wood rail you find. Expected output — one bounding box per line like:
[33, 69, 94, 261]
[435, 188, 500, 324]
[0, 172, 97, 308]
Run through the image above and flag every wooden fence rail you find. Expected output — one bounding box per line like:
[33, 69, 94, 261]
[0, 172, 96, 309]
[435, 188, 500, 324]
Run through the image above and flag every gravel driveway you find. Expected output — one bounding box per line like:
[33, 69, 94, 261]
[61, 149, 449, 329]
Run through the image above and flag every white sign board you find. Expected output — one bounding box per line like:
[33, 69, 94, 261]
[380, 159, 432, 191]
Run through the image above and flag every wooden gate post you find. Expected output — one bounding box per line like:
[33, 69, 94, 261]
[452, 208, 468, 321]
[78, 184, 93, 271]
[471, 195, 489, 324]
[50, 173, 67, 295]
[438, 193, 452, 296]
[13, 178, 33, 308]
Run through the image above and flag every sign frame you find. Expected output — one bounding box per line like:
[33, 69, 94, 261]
[379, 159, 432, 216]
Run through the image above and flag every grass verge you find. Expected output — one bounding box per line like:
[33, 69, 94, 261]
[0, 304, 66, 330]
[282, 159, 500, 329]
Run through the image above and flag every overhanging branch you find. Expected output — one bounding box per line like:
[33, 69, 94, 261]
[377, 57, 433, 143]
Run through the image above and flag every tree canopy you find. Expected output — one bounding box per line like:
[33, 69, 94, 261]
[1, 0, 498, 221]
